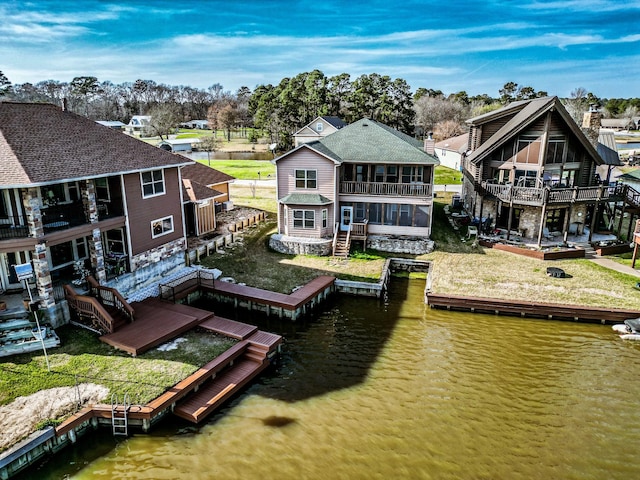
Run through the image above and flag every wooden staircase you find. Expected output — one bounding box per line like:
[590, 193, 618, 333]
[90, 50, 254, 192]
[173, 342, 270, 423]
[333, 230, 351, 257]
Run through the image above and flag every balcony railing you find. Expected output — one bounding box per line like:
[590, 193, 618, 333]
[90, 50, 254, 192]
[481, 182, 618, 205]
[0, 215, 29, 239]
[42, 201, 88, 232]
[340, 181, 432, 197]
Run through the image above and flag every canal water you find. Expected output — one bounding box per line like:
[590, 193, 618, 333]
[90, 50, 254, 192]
[22, 279, 640, 479]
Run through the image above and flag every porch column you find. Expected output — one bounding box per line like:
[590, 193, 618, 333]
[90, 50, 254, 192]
[537, 189, 549, 247]
[23, 187, 44, 239]
[33, 242, 55, 309]
[83, 180, 106, 282]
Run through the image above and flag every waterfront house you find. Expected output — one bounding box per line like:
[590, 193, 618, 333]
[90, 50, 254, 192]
[460, 96, 639, 244]
[180, 162, 235, 237]
[0, 102, 192, 325]
[271, 118, 440, 256]
[293, 116, 346, 147]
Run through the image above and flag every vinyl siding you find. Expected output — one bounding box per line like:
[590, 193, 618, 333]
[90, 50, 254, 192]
[125, 168, 184, 255]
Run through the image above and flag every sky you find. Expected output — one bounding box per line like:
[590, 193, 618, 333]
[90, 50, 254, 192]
[1, 0, 639, 99]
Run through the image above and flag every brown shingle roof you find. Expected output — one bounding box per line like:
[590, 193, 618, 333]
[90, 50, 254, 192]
[180, 161, 235, 187]
[182, 178, 223, 202]
[0, 102, 192, 187]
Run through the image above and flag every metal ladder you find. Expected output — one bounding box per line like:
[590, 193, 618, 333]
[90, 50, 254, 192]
[111, 393, 130, 436]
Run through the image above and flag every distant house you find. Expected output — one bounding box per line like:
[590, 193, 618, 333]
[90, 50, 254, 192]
[125, 115, 151, 135]
[159, 138, 201, 153]
[180, 120, 209, 129]
[96, 120, 126, 130]
[293, 116, 346, 147]
[601, 118, 634, 131]
[434, 133, 467, 171]
[0, 102, 192, 325]
[180, 162, 235, 237]
[272, 118, 439, 256]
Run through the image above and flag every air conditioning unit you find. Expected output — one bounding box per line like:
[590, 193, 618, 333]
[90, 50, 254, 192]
[223, 201, 234, 211]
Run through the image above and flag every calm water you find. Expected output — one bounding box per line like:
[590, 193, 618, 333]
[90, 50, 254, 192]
[23, 280, 640, 479]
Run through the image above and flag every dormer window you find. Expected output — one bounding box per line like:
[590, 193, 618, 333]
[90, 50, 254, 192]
[316, 122, 323, 132]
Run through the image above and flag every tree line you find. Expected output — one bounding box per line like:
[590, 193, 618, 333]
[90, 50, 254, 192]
[1, 70, 638, 150]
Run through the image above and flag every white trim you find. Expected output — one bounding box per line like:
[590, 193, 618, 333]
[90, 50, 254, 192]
[151, 215, 174, 238]
[140, 169, 166, 198]
[292, 209, 315, 229]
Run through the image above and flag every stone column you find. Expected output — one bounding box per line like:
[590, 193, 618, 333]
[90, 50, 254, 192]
[83, 180, 106, 283]
[22, 189, 55, 308]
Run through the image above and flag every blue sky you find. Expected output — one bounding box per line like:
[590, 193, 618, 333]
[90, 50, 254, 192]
[1, 0, 639, 98]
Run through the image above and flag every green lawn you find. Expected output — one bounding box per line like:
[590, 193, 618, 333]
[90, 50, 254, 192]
[434, 165, 462, 185]
[198, 159, 275, 180]
[0, 326, 235, 407]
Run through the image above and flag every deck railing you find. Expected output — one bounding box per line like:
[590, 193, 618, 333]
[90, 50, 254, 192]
[350, 220, 368, 239]
[0, 215, 29, 239]
[340, 181, 432, 197]
[481, 182, 619, 205]
[42, 201, 88, 232]
[159, 269, 217, 302]
[87, 276, 134, 323]
[64, 284, 116, 333]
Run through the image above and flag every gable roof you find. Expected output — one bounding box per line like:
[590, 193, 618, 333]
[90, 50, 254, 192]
[180, 161, 235, 186]
[281, 118, 439, 165]
[321, 116, 347, 129]
[435, 133, 469, 153]
[0, 102, 192, 187]
[466, 96, 603, 166]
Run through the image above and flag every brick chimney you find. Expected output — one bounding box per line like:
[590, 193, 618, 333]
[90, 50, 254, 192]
[582, 104, 601, 130]
[424, 132, 435, 155]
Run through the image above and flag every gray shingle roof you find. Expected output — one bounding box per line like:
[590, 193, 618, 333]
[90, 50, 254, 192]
[303, 118, 439, 165]
[181, 161, 235, 186]
[279, 193, 333, 205]
[0, 102, 192, 187]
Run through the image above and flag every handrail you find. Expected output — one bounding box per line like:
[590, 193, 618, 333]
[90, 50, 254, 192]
[86, 276, 134, 322]
[332, 222, 339, 256]
[64, 284, 116, 334]
[345, 223, 352, 251]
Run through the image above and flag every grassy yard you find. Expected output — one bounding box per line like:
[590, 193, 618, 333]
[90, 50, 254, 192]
[215, 186, 640, 309]
[198, 159, 276, 180]
[0, 327, 235, 407]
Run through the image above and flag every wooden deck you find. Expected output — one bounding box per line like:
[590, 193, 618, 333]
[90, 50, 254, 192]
[199, 315, 258, 339]
[173, 357, 267, 423]
[203, 275, 335, 319]
[426, 293, 640, 324]
[99, 298, 213, 355]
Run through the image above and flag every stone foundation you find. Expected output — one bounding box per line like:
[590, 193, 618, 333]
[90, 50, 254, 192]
[367, 235, 435, 255]
[269, 234, 333, 256]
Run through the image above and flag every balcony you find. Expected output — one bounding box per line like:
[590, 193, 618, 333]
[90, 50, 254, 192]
[340, 181, 432, 197]
[480, 182, 619, 206]
[0, 216, 29, 239]
[42, 201, 88, 233]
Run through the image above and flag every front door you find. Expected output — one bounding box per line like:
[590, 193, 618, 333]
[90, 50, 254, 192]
[340, 206, 353, 232]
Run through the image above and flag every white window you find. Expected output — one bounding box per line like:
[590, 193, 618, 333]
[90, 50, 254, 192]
[316, 122, 323, 132]
[293, 210, 315, 229]
[295, 169, 317, 189]
[151, 215, 174, 238]
[322, 209, 328, 228]
[141, 169, 165, 198]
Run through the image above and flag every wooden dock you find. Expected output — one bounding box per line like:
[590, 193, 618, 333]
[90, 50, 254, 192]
[100, 298, 214, 355]
[204, 275, 335, 320]
[426, 293, 640, 324]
